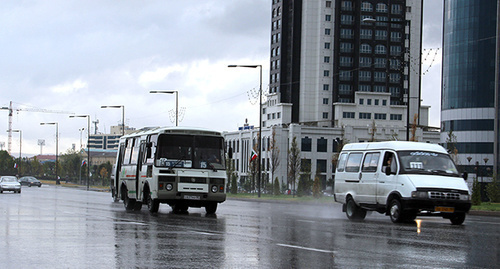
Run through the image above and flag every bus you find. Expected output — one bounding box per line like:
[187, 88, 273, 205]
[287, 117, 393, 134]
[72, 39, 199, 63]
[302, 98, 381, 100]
[111, 126, 228, 214]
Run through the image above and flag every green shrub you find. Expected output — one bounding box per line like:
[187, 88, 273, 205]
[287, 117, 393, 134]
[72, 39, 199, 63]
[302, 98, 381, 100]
[471, 177, 482, 206]
[486, 175, 500, 202]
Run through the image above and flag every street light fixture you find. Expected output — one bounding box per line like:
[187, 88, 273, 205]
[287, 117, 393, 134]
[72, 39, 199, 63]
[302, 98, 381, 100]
[101, 105, 125, 136]
[149, 90, 179, 126]
[70, 115, 91, 190]
[10, 130, 22, 176]
[228, 64, 263, 198]
[40, 122, 59, 184]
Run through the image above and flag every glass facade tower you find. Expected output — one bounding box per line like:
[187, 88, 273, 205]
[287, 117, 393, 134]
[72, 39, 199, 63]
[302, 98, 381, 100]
[441, 0, 499, 173]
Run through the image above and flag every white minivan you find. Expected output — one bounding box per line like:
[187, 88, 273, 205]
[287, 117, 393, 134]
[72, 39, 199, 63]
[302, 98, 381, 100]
[334, 141, 471, 225]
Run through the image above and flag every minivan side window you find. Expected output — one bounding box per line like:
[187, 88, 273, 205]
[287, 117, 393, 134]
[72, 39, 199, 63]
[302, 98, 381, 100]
[337, 153, 348, 172]
[362, 152, 380, 172]
[345, 153, 363, 172]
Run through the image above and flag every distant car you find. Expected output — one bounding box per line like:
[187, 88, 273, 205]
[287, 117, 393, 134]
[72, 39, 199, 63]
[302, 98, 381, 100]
[0, 176, 21, 193]
[19, 176, 42, 187]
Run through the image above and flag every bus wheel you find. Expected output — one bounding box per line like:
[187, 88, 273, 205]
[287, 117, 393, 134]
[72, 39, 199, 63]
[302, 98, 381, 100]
[345, 197, 366, 221]
[147, 192, 159, 213]
[205, 202, 217, 214]
[449, 212, 466, 225]
[389, 199, 404, 223]
[122, 188, 136, 211]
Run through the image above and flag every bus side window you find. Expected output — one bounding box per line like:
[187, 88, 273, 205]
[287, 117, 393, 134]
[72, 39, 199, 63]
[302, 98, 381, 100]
[130, 138, 140, 165]
[337, 153, 348, 172]
[345, 153, 363, 173]
[123, 138, 133, 165]
[362, 152, 380, 172]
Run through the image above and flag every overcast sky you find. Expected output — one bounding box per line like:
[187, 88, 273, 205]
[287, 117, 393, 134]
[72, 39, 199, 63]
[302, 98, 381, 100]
[0, 0, 443, 156]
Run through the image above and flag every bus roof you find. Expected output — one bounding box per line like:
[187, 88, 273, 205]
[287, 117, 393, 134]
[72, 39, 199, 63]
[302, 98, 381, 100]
[342, 141, 448, 154]
[121, 126, 223, 139]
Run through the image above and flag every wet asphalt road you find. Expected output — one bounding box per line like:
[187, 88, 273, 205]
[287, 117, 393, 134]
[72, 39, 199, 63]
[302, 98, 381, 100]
[0, 185, 499, 269]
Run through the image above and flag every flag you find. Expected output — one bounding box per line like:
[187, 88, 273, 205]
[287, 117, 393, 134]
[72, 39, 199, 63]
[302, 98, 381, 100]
[81, 160, 87, 166]
[14, 163, 17, 168]
[250, 149, 258, 162]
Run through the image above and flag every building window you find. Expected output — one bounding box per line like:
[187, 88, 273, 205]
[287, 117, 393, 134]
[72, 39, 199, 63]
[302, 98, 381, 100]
[374, 85, 386, 92]
[390, 86, 401, 96]
[301, 137, 312, 152]
[367, 99, 372, 105]
[359, 112, 371, 119]
[359, 71, 371, 81]
[391, 4, 402, 14]
[374, 58, 386, 68]
[390, 114, 402, 121]
[375, 30, 387, 40]
[326, 1, 332, 8]
[340, 56, 353, 67]
[382, 100, 387, 106]
[360, 43, 372, 53]
[340, 1, 352, 11]
[360, 29, 372, 39]
[359, 84, 371, 92]
[324, 56, 330, 63]
[324, 70, 330, 77]
[391, 32, 402, 42]
[361, 2, 373, 12]
[343, 112, 355, 118]
[322, 112, 329, 119]
[374, 72, 386, 82]
[390, 59, 401, 70]
[375, 99, 379, 105]
[339, 70, 352, 81]
[359, 98, 364, 105]
[340, 28, 353, 39]
[376, 3, 388, 12]
[390, 45, 402, 56]
[375, 44, 386, 54]
[339, 84, 352, 94]
[325, 28, 331, 35]
[317, 159, 327, 172]
[340, 42, 353, 53]
[326, 15, 331, 21]
[389, 73, 401, 83]
[359, 57, 371, 67]
[325, 42, 331, 49]
[341, 15, 354, 25]
[323, 98, 329, 105]
[323, 84, 330, 91]
[375, 113, 386, 120]
[277, 112, 281, 118]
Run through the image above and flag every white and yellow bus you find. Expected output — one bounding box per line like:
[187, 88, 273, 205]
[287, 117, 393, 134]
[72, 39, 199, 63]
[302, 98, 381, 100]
[111, 126, 228, 214]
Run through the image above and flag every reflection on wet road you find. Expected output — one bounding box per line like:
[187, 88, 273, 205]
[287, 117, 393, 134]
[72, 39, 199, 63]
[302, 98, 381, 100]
[0, 185, 498, 268]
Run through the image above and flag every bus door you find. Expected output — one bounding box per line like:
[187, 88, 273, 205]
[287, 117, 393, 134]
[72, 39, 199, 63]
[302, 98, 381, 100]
[377, 151, 399, 205]
[114, 142, 126, 199]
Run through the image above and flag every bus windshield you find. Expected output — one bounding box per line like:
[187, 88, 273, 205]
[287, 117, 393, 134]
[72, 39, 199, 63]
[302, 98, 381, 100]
[156, 134, 225, 170]
[397, 150, 459, 177]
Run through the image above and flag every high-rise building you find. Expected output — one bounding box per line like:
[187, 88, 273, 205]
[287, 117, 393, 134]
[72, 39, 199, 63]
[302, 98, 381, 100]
[266, 0, 423, 132]
[441, 0, 500, 175]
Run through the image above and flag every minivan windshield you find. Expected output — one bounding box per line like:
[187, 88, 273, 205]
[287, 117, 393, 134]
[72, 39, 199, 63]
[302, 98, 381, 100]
[398, 150, 459, 177]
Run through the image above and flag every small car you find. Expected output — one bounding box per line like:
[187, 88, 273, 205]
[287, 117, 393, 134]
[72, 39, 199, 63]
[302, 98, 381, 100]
[0, 176, 22, 193]
[19, 176, 42, 187]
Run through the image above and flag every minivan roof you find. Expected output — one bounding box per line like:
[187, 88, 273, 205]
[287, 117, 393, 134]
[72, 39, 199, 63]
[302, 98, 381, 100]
[342, 141, 448, 154]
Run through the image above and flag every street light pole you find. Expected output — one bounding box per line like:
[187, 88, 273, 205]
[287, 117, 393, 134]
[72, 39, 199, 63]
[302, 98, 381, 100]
[228, 64, 263, 198]
[70, 115, 91, 190]
[40, 122, 59, 184]
[149, 91, 179, 126]
[101, 105, 125, 136]
[11, 130, 22, 176]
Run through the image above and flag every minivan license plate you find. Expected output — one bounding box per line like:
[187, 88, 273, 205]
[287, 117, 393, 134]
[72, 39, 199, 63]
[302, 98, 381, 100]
[435, 206, 454, 213]
[184, 195, 201, 200]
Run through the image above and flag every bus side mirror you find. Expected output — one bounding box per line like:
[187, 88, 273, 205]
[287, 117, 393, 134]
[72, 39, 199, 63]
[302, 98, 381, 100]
[228, 147, 233, 159]
[462, 172, 468, 181]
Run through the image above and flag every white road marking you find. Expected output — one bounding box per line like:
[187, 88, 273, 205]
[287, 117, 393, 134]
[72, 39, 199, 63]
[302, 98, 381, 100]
[277, 243, 335, 254]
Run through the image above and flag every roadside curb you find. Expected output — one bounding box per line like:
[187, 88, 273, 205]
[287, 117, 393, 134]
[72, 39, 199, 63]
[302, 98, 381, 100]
[468, 210, 500, 217]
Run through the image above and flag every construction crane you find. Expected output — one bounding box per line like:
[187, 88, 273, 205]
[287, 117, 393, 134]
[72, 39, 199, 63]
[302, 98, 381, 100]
[0, 101, 73, 154]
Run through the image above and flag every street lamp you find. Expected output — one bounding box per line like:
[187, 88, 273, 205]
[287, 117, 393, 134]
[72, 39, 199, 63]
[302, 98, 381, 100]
[228, 64, 263, 197]
[40, 122, 59, 184]
[70, 115, 91, 190]
[101, 105, 125, 136]
[149, 91, 179, 126]
[10, 130, 22, 176]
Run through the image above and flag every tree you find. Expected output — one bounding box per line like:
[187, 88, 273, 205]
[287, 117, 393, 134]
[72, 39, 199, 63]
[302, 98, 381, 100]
[273, 177, 280, 195]
[312, 175, 321, 199]
[0, 150, 16, 175]
[231, 176, 238, 194]
[60, 149, 83, 181]
[486, 174, 500, 202]
[270, 127, 281, 195]
[297, 159, 311, 196]
[287, 136, 301, 196]
[471, 176, 482, 206]
[445, 129, 459, 165]
[226, 154, 238, 193]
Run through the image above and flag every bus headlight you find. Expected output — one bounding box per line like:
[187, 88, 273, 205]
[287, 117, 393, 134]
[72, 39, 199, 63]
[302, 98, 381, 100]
[211, 185, 218, 193]
[411, 191, 428, 199]
[166, 183, 173, 191]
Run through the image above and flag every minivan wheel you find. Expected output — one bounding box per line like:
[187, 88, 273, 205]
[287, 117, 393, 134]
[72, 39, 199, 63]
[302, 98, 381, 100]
[389, 199, 404, 223]
[449, 212, 466, 225]
[345, 197, 366, 221]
